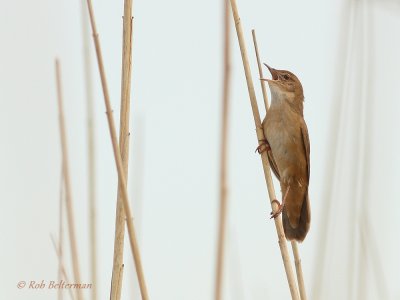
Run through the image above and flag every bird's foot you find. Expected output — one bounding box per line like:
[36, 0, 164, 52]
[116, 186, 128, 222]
[270, 199, 284, 219]
[255, 139, 271, 154]
[269, 186, 290, 219]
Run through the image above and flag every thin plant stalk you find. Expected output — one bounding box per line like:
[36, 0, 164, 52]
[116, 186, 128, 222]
[55, 60, 83, 300]
[80, 3, 97, 299]
[290, 241, 306, 300]
[311, 1, 354, 297]
[214, 0, 231, 299]
[360, 215, 389, 298]
[129, 120, 146, 299]
[51, 234, 76, 300]
[227, 1, 299, 299]
[356, 1, 370, 297]
[110, 0, 134, 299]
[252, 30, 307, 300]
[58, 169, 64, 300]
[84, 1, 149, 299]
[251, 30, 268, 113]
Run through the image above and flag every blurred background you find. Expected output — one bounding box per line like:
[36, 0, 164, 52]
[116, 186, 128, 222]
[1, 0, 400, 299]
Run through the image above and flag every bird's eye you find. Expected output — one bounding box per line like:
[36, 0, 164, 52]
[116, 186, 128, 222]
[282, 74, 290, 80]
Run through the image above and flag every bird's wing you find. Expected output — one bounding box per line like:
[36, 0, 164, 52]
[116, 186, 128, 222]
[267, 144, 281, 181]
[300, 122, 310, 181]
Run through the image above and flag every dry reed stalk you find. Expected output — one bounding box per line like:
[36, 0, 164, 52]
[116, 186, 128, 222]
[58, 170, 65, 300]
[290, 241, 306, 300]
[214, 0, 231, 299]
[252, 30, 307, 300]
[55, 60, 83, 300]
[250, 31, 268, 113]
[110, 0, 134, 299]
[84, 1, 149, 299]
[227, 1, 300, 298]
[360, 215, 389, 298]
[80, 3, 97, 299]
[128, 121, 145, 299]
[51, 234, 76, 300]
[311, 2, 354, 298]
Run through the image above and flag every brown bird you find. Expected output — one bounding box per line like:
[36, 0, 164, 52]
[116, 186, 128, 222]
[257, 64, 311, 242]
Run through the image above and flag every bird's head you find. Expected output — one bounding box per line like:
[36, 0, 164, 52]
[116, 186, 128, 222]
[261, 64, 304, 113]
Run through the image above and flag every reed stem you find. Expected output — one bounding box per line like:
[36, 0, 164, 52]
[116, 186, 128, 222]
[290, 241, 307, 300]
[55, 59, 83, 300]
[84, 1, 149, 299]
[58, 169, 64, 300]
[227, 2, 299, 298]
[214, 0, 231, 299]
[80, 3, 97, 299]
[110, 0, 134, 299]
[51, 234, 75, 300]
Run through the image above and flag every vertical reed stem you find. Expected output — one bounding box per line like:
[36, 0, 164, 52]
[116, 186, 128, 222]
[84, 1, 149, 299]
[51, 234, 76, 300]
[227, 1, 299, 298]
[55, 59, 83, 300]
[311, 2, 354, 298]
[80, 3, 97, 299]
[110, 0, 134, 299]
[58, 169, 64, 300]
[214, 0, 231, 299]
[290, 241, 307, 300]
[251, 31, 268, 112]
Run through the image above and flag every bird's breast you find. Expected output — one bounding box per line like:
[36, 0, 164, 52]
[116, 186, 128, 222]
[263, 106, 307, 183]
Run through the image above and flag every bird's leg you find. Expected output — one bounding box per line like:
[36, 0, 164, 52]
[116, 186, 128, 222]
[255, 138, 271, 154]
[255, 124, 271, 154]
[270, 185, 291, 219]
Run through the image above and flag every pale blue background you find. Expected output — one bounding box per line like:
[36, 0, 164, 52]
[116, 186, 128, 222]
[1, 0, 399, 299]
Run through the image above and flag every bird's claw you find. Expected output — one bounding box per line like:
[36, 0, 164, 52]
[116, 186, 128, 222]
[270, 199, 284, 219]
[255, 139, 271, 154]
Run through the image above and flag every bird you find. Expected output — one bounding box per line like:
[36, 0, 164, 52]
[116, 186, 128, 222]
[257, 64, 311, 242]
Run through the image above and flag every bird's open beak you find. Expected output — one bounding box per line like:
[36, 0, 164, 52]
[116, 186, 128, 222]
[260, 63, 279, 82]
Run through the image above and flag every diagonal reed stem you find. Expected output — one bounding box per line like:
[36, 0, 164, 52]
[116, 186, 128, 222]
[214, 0, 231, 299]
[227, 1, 300, 298]
[84, 1, 149, 299]
[110, 0, 134, 299]
[55, 59, 83, 300]
[252, 30, 307, 300]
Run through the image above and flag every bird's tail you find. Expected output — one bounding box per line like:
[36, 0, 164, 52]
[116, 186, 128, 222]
[282, 194, 310, 242]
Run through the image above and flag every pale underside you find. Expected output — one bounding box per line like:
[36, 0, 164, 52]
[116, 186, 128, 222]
[263, 100, 310, 228]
